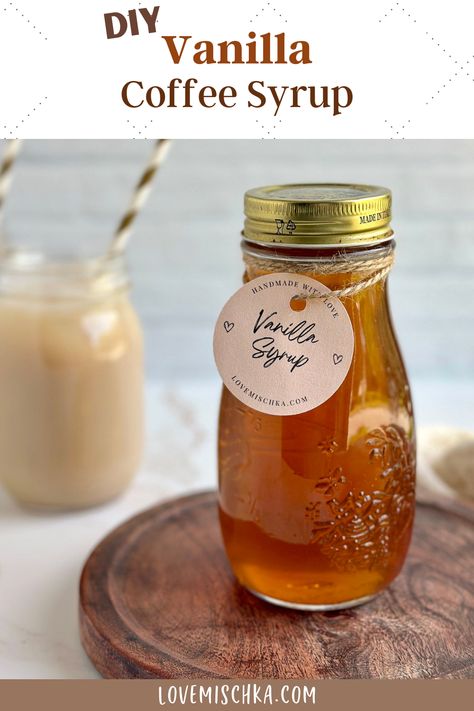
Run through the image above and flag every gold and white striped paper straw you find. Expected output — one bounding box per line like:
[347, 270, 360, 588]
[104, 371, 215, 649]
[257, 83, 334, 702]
[0, 139, 22, 237]
[109, 138, 172, 255]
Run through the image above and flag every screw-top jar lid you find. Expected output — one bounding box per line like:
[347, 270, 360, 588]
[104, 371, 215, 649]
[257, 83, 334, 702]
[243, 183, 393, 246]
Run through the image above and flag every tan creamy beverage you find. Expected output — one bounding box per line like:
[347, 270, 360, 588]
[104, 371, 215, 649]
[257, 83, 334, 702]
[0, 250, 144, 510]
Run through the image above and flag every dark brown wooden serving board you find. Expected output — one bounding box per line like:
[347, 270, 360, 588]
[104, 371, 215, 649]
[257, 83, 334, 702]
[79, 491, 474, 679]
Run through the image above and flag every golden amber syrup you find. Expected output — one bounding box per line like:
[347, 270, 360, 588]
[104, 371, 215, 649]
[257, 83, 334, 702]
[218, 245, 415, 609]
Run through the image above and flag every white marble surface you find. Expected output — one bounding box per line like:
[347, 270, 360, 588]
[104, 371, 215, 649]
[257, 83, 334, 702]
[0, 377, 473, 679]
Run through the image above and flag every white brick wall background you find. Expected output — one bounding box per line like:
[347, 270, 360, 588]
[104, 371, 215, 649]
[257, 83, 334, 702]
[2, 139, 474, 385]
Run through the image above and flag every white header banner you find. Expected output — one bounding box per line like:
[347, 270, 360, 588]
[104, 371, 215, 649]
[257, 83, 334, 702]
[0, 0, 473, 138]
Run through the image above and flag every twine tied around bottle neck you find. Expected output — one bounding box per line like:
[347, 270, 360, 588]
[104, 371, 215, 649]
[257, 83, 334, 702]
[242, 247, 395, 300]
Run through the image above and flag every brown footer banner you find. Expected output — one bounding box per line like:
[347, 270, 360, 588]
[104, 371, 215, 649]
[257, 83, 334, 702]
[0, 680, 472, 710]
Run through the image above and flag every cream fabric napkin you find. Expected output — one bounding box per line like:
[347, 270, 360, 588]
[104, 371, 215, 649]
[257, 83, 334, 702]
[417, 427, 474, 503]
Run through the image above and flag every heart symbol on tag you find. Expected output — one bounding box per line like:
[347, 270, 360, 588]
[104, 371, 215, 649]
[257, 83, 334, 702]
[224, 321, 234, 333]
[333, 353, 343, 365]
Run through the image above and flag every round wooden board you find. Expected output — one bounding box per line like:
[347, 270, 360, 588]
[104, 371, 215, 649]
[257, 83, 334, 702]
[79, 491, 474, 679]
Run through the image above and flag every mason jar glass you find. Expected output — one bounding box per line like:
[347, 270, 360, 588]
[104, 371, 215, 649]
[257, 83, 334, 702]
[0, 248, 144, 510]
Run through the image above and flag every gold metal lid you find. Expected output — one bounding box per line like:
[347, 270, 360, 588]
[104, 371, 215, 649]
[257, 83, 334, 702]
[243, 183, 393, 246]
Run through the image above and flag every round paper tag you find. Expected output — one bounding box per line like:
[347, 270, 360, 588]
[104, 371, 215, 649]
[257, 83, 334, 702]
[213, 273, 354, 416]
